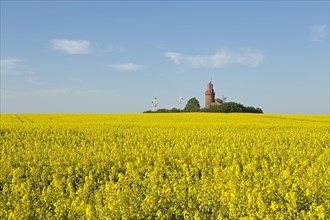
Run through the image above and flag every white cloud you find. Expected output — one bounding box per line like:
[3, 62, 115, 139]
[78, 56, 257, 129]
[51, 39, 90, 54]
[187, 51, 232, 68]
[310, 25, 327, 42]
[0, 58, 21, 75]
[165, 50, 264, 68]
[233, 51, 264, 67]
[164, 52, 183, 64]
[109, 63, 143, 72]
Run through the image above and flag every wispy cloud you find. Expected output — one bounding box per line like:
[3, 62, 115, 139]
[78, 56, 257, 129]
[232, 51, 264, 67]
[164, 50, 263, 68]
[164, 52, 183, 64]
[187, 51, 232, 68]
[310, 25, 327, 42]
[0, 58, 21, 75]
[51, 39, 90, 54]
[109, 63, 143, 72]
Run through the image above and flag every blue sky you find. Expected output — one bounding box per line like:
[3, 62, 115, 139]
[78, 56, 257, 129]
[1, 1, 329, 114]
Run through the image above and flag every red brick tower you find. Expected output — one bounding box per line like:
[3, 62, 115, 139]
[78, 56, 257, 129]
[205, 81, 215, 108]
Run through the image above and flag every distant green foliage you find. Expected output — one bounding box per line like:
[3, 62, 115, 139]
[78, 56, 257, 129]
[143, 108, 181, 113]
[184, 97, 200, 112]
[206, 102, 263, 113]
[144, 99, 263, 114]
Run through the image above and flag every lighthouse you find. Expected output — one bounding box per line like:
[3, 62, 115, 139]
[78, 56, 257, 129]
[205, 81, 215, 108]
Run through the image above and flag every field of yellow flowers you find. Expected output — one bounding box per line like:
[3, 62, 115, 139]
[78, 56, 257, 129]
[0, 113, 329, 219]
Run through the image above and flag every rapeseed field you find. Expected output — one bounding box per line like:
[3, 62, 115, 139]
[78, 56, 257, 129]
[0, 113, 329, 219]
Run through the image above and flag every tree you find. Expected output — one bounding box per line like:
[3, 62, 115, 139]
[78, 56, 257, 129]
[184, 97, 200, 112]
[219, 102, 244, 113]
[208, 102, 263, 113]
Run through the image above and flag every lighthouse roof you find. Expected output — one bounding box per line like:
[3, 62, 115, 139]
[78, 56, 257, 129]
[208, 81, 213, 86]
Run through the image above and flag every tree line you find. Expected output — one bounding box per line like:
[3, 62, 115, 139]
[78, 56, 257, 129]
[144, 97, 263, 113]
